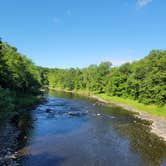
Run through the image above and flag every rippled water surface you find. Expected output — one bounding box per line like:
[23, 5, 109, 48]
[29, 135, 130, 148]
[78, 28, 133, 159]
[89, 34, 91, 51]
[17, 90, 166, 166]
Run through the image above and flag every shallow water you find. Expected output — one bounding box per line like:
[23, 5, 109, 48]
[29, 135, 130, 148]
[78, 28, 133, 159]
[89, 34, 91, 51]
[16, 90, 166, 166]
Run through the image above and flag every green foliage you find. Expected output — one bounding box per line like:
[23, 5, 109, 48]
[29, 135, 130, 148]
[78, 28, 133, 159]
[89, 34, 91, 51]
[0, 39, 42, 119]
[44, 51, 166, 106]
[44, 62, 112, 93]
[0, 88, 14, 113]
[37, 66, 49, 86]
[0, 42, 41, 93]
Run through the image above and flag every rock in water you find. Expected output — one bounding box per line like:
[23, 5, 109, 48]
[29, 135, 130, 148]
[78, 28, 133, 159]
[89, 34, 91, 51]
[45, 109, 52, 113]
[68, 111, 88, 116]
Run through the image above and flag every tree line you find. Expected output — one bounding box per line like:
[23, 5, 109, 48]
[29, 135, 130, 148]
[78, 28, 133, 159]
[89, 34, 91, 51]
[41, 50, 166, 106]
[0, 39, 41, 119]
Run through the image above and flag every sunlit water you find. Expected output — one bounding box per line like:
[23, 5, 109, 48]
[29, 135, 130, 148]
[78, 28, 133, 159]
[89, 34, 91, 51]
[16, 90, 166, 166]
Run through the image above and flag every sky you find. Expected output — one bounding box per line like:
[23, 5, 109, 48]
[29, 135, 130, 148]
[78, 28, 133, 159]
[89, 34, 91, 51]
[0, 0, 166, 68]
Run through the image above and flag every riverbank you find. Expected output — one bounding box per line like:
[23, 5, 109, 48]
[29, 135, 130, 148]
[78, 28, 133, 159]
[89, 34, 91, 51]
[0, 93, 43, 122]
[50, 88, 166, 142]
[0, 121, 20, 166]
[0, 94, 44, 166]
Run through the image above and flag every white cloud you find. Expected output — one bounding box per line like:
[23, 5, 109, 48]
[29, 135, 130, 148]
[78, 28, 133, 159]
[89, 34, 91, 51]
[137, 0, 152, 8]
[111, 59, 132, 66]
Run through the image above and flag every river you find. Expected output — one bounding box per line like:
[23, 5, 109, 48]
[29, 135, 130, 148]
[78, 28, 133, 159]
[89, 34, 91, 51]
[12, 90, 166, 166]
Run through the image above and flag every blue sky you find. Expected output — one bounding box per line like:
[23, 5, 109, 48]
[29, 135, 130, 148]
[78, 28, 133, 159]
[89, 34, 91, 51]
[0, 0, 165, 68]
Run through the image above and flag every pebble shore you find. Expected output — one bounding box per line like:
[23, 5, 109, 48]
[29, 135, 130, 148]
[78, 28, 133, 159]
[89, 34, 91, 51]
[0, 122, 21, 166]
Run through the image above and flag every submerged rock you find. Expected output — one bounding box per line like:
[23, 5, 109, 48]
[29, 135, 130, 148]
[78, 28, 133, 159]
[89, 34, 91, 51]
[45, 109, 52, 113]
[47, 111, 55, 118]
[68, 111, 88, 116]
[55, 103, 65, 106]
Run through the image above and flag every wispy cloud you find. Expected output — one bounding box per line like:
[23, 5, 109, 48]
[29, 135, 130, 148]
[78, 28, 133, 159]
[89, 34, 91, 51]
[137, 0, 152, 8]
[111, 59, 132, 66]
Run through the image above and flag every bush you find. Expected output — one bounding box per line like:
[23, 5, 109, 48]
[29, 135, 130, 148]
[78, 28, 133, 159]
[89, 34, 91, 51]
[0, 88, 15, 119]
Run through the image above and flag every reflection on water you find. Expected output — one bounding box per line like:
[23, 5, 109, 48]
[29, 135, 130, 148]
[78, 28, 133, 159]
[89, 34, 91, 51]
[15, 90, 166, 166]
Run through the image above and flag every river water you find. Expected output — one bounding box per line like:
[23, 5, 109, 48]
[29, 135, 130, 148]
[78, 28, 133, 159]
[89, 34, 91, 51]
[16, 90, 166, 166]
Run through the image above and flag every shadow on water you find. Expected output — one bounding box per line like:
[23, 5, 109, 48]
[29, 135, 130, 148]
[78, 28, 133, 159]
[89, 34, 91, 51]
[12, 90, 166, 166]
[14, 111, 35, 149]
[115, 117, 165, 165]
[93, 104, 166, 166]
[21, 152, 68, 166]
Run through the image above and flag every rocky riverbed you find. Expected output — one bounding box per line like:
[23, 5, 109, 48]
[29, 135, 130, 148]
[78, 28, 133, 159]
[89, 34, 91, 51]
[52, 89, 166, 142]
[1, 91, 166, 166]
[0, 122, 20, 166]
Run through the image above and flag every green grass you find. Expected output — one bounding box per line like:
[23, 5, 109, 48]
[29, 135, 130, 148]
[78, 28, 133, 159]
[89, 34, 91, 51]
[96, 94, 166, 118]
[0, 94, 42, 122]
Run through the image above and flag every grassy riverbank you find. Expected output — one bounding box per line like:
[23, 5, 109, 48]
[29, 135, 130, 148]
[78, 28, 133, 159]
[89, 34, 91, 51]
[96, 94, 166, 118]
[0, 93, 43, 121]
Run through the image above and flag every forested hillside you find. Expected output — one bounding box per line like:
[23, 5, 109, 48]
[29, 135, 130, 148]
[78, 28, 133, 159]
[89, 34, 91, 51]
[43, 50, 166, 106]
[0, 39, 41, 119]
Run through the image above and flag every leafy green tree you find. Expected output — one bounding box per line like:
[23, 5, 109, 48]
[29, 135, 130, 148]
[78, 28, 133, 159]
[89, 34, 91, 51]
[44, 51, 166, 106]
[0, 39, 42, 119]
